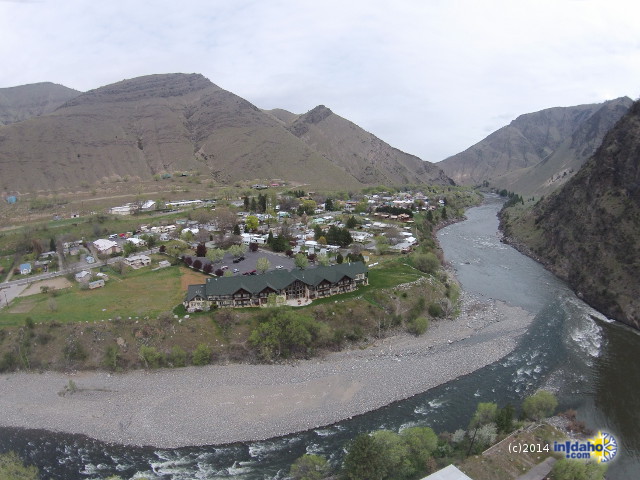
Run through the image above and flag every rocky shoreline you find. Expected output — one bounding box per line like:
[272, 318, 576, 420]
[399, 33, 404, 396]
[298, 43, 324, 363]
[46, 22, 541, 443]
[0, 293, 533, 448]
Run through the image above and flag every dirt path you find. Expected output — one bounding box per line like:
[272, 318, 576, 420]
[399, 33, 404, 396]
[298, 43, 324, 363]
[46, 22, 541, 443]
[18, 277, 72, 297]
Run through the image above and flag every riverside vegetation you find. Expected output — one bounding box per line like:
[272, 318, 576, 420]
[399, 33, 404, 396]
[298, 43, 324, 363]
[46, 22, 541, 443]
[1, 391, 607, 480]
[0, 188, 478, 372]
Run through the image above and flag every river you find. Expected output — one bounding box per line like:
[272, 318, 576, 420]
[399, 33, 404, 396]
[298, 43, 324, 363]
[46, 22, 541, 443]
[1, 195, 638, 479]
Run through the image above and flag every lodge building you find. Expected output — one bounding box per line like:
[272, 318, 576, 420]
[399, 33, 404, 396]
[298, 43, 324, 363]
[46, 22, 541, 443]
[184, 262, 368, 310]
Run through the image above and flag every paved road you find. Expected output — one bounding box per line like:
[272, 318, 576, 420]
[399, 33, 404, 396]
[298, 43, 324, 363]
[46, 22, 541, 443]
[0, 248, 159, 306]
[515, 457, 556, 480]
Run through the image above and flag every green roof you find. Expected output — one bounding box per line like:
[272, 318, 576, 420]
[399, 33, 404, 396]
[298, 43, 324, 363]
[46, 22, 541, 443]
[185, 262, 367, 301]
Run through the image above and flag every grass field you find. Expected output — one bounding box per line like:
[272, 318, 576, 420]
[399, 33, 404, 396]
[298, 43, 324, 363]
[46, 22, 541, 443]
[0, 266, 205, 327]
[0, 257, 437, 327]
[303, 258, 432, 307]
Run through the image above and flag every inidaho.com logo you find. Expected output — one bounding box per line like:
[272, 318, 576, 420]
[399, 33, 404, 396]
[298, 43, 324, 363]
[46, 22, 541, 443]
[554, 431, 618, 463]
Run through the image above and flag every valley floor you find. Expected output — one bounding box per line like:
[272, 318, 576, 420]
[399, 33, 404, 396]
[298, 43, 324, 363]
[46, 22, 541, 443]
[0, 293, 533, 448]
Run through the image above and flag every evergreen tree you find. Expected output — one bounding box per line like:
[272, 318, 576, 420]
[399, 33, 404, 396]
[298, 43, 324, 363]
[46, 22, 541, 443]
[195, 243, 207, 257]
[342, 434, 386, 480]
[325, 198, 334, 211]
[313, 224, 323, 240]
[336, 252, 344, 264]
[243, 196, 249, 210]
[250, 197, 257, 212]
[233, 224, 241, 236]
[267, 231, 274, 246]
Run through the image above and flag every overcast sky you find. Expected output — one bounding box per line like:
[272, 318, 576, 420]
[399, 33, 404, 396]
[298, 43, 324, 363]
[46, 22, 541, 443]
[1, 0, 639, 162]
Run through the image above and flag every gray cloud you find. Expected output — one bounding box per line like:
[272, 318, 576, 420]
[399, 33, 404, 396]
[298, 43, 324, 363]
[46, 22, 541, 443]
[1, 0, 638, 162]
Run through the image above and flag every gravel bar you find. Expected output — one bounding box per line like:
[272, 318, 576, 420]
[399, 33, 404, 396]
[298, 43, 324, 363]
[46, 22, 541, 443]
[0, 293, 533, 447]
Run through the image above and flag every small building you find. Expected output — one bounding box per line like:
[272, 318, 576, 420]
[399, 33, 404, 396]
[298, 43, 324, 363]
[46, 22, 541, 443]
[93, 239, 121, 255]
[19, 263, 32, 275]
[96, 272, 109, 280]
[88, 279, 105, 289]
[110, 204, 134, 215]
[419, 464, 474, 480]
[126, 237, 147, 247]
[157, 260, 171, 268]
[124, 254, 151, 268]
[86, 255, 96, 264]
[6, 195, 17, 204]
[75, 270, 91, 282]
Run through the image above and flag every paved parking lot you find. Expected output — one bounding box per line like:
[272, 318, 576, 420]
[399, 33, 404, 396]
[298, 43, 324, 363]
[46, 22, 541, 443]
[220, 248, 298, 275]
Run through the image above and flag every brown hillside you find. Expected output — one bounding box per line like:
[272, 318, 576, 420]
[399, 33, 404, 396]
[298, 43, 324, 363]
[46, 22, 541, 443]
[0, 82, 80, 125]
[493, 97, 633, 196]
[501, 100, 640, 329]
[0, 74, 363, 192]
[439, 101, 619, 187]
[288, 105, 453, 186]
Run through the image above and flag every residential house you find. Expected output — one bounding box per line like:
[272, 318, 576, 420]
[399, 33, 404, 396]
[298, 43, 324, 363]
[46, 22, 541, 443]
[88, 279, 105, 289]
[93, 239, 122, 255]
[19, 263, 31, 275]
[124, 255, 151, 268]
[126, 237, 147, 248]
[419, 465, 473, 480]
[75, 270, 91, 282]
[184, 262, 368, 310]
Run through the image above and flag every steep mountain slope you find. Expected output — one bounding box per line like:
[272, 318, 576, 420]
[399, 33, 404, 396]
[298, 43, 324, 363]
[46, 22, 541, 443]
[287, 105, 453, 186]
[0, 74, 362, 192]
[500, 100, 640, 329]
[0, 82, 80, 125]
[263, 108, 299, 126]
[493, 97, 633, 196]
[439, 99, 631, 189]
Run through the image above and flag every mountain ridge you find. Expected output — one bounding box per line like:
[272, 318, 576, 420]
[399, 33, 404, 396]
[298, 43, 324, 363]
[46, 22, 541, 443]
[0, 82, 80, 125]
[0, 74, 449, 193]
[439, 97, 632, 194]
[500, 100, 640, 329]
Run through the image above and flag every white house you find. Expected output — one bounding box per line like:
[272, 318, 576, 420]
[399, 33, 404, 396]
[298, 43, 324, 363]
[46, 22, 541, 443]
[93, 239, 121, 254]
[126, 237, 147, 247]
[88, 279, 105, 289]
[75, 270, 91, 282]
[124, 255, 151, 268]
[109, 204, 134, 215]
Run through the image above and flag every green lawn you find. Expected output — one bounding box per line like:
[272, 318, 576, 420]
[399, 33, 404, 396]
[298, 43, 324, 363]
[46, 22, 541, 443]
[0, 266, 186, 326]
[305, 259, 430, 307]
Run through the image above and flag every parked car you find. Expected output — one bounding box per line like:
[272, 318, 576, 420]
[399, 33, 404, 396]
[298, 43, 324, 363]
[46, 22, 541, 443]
[221, 265, 229, 270]
[249, 270, 257, 275]
[233, 268, 239, 273]
[276, 265, 284, 269]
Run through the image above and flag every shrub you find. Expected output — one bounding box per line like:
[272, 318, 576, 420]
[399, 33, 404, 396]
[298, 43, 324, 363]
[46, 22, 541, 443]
[289, 454, 329, 480]
[249, 309, 323, 361]
[523, 390, 558, 421]
[168, 346, 187, 367]
[413, 252, 440, 274]
[103, 344, 120, 371]
[552, 459, 607, 480]
[64, 339, 87, 362]
[192, 343, 212, 366]
[139, 345, 163, 368]
[192, 259, 202, 270]
[408, 316, 429, 335]
[428, 303, 444, 318]
[0, 451, 39, 479]
[24, 317, 35, 329]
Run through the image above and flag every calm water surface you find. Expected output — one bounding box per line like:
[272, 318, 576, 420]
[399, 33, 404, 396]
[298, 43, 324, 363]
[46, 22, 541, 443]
[2, 195, 638, 479]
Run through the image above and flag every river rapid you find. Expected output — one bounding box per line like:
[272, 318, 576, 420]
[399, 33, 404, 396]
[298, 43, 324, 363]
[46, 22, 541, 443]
[1, 195, 638, 479]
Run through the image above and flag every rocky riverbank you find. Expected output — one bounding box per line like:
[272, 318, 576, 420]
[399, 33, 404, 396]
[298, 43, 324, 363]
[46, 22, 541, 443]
[0, 293, 533, 448]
